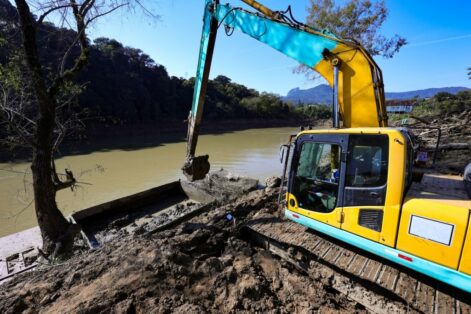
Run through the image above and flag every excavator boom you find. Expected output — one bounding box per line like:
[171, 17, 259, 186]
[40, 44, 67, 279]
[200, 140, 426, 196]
[183, 0, 387, 181]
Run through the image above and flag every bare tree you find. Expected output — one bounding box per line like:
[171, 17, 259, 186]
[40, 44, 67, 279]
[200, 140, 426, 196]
[2, 0, 151, 258]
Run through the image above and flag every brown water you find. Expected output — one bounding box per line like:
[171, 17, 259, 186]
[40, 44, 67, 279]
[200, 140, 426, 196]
[0, 127, 296, 237]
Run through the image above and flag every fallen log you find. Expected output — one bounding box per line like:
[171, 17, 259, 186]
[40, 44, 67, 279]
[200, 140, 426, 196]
[425, 143, 470, 151]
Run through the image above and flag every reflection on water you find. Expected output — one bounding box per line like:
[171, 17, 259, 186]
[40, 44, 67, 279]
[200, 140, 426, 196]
[0, 127, 296, 237]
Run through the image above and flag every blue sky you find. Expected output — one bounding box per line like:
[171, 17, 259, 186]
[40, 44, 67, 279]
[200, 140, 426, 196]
[86, 0, 471, 95]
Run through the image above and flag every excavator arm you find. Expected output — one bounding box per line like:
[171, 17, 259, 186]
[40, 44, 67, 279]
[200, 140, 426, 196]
[182, 0, 388, 181]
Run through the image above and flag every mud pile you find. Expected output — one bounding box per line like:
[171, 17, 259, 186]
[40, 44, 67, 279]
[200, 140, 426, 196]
[181, 169, 259, 204]
[0, 189, 365, 314]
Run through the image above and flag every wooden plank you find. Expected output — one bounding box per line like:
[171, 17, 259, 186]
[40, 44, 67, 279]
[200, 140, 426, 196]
[72, 181, 181, 220]
[361, 259, 383, 283]
[458, 301, 471, 314]
[376, 264, 400, 291]
[348, 254, 368, 276]
[435, 291, 455, 314]
[336, 250, 355, 270]
[394, 272, 417, 305]
[414, 282, 436, 313]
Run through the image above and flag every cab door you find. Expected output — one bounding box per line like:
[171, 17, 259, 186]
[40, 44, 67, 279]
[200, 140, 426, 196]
[287, 133, 348, 228]
[340, 134, 389, 242]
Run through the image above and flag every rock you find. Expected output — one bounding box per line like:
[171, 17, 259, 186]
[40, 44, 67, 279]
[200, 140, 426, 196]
[64, 272, 81, 287]
[264, 176, 281, 188]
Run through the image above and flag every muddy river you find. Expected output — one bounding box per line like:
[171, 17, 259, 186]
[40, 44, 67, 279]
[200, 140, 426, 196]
[0, 127, 296, 237]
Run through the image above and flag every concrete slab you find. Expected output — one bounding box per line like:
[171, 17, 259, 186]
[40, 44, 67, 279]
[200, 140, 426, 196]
[0, 226, 42, 259]
[0, 260, 7, 278]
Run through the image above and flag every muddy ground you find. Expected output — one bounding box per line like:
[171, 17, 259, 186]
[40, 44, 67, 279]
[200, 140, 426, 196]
[0, 189, 367, 314]
[2, 111, 469, 313]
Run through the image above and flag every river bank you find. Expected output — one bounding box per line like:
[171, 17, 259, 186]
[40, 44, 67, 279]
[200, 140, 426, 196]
[0, 127, 298, 237]
[0, 188, 368, 314]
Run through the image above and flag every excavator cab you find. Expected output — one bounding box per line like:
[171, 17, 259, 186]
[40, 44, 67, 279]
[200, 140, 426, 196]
[184, 0, 471, 293]
[287, 130, 395, 233]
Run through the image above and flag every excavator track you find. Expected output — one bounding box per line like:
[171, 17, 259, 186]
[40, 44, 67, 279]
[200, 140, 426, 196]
[243, 212, 471, 314]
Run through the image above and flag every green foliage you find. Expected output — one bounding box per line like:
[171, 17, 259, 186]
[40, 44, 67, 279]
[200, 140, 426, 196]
[293, 104, 332, 120]
[0, 55, 22, 92]
[390, 91, 471, 120]
[0, 0, 323, 132]
[433, 92, 455, 102]
[240, 93, 293, 119]
[427, 90, 471, 114]
[306, 0, 406, 58]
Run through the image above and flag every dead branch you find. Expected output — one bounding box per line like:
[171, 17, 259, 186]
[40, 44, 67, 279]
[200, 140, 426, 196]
[37, 3, 75, 25]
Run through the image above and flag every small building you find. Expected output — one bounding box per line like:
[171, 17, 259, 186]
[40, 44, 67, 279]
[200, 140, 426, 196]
[386, 99, 417, 114]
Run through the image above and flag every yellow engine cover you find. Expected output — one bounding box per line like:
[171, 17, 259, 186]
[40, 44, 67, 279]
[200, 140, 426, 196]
[397, 198, 470, 269]
[459, 221, 471, 275]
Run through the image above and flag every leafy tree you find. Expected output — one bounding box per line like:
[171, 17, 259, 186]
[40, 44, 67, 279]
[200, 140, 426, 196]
[468, 67, 471, 79]
[214, 75, 232, 85]
[434, 92, 455, 102]
[307, 0, 406, 57]
[297, 0, 406, 78]
[406, 91, 471, 117]
[294, 104, 332, 120]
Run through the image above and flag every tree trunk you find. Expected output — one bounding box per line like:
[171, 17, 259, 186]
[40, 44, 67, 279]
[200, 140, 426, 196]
[15, 0, 71, 255]
[31, 114, 70, 254]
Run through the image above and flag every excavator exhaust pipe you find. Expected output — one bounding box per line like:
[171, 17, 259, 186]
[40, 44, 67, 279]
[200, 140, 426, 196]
[182, 155, 210, 181]
[332, 60, 341, 128]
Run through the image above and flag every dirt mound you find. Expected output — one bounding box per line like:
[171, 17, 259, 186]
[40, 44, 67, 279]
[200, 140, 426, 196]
[0, 189, 365, 313]
[181, 169, 259, 204]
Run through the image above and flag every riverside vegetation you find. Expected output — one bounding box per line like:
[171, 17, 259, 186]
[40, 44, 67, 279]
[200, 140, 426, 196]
[0, 0, 329, 145]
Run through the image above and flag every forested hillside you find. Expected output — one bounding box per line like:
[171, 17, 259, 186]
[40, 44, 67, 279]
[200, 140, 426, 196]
[0, 0, 328, 130]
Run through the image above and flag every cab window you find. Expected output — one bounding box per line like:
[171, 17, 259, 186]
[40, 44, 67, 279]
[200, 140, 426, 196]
[293, 142, 341, 212]
[346, 135, 388, 187]
[344, 135, 389, 206]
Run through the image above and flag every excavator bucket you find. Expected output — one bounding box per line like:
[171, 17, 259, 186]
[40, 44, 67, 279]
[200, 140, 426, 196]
[182, 155, 210, 181]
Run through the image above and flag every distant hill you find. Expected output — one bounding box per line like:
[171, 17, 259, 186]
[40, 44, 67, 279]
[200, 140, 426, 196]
[385, 87, 470, 100]
[285, 85, 334, 105]
[284, 84, 470, 104]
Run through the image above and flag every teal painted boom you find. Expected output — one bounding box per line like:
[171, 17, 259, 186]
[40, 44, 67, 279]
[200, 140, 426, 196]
[191, 0, 339, 115]
[214, 4, 337, 69]
[187, 0, 343, 159]
[191, 0, 217, 114]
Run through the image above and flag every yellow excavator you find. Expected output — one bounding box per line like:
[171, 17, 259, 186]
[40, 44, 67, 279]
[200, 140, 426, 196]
[182, 0, 471, 294]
